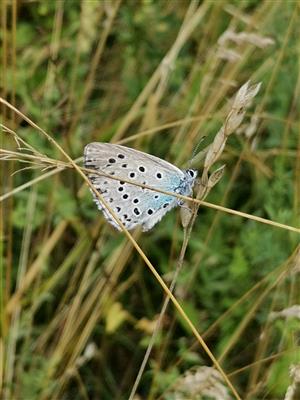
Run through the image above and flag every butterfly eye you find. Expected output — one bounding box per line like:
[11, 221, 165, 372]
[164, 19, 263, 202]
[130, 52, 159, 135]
[187, 169, 195, 177]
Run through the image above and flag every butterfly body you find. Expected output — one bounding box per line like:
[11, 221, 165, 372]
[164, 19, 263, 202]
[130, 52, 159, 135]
[84, 143, 197, 231]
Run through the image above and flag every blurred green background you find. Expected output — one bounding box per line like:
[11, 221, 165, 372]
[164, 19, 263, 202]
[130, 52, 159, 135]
[1, 1, 300, 399]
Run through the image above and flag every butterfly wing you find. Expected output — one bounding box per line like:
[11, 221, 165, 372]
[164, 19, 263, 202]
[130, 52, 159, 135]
[84, 143, 191, 231]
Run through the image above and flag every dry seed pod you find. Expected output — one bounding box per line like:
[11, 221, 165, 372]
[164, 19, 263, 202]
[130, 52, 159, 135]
[180, 201, 194, 229]
[203, 81, 261, 173]
[207, 165, 226, 189]
[165, 366, 231, 400]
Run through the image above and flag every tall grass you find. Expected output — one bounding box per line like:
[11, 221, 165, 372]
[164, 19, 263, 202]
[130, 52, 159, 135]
[1, 1, 300, 399]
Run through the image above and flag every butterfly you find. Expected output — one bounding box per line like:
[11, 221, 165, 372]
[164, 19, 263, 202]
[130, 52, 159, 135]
[84, 143, 197, 231]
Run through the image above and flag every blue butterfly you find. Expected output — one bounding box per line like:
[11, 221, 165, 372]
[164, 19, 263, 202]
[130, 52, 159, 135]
[84, 143, 197, 231]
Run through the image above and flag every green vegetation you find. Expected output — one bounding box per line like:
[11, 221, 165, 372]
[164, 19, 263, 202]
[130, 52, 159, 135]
[1, 1, 299, 399]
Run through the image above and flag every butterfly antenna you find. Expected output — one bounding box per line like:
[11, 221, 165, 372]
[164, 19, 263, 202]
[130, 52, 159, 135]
[188, 136, 206, 168]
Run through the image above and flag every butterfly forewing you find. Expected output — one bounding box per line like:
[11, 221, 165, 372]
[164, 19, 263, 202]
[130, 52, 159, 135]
[84, 143, 195, 231]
